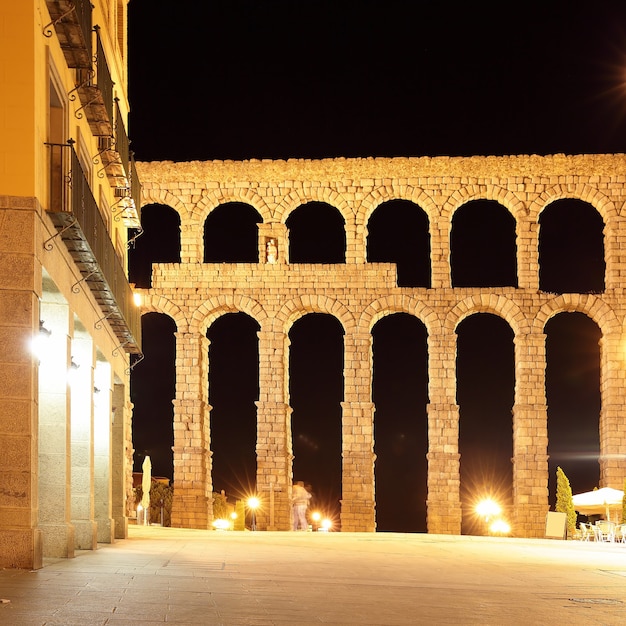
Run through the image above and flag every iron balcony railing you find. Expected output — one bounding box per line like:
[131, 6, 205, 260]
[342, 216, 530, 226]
[47, 142, 142, 355]
[115, 101, 130, 177]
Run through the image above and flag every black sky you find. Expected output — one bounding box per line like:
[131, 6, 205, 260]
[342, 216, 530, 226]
[127, 0, 626, 532]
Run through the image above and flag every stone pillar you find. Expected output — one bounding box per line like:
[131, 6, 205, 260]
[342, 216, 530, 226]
[38, 301, 74, 559]
[341, 331, 376, 532]
[111, 382, 129, 538]
[171, 332, 212, 528]
[426, 330, 461, 534]
[512, 332, 549, 538]
[179, 222, 197, 264]
[94, 359, 114, 543]
[255, 327, 291, 530]
[70, 332, 97, 550]
[430, 221, 451, 289]
[517, 218, 539, 290]
[598, 333, 626, 487]
[0, 198, 43, 569]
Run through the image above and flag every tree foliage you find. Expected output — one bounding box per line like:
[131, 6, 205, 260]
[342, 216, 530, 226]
[555, 466, 576, 536]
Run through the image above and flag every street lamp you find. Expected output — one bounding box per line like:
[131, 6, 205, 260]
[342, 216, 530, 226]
[247, 496, 260, 531]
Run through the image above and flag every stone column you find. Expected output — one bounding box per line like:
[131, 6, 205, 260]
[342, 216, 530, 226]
[599, 333, 626, 487]
[94, 359, 114, 543]
[171, 332, 212, 528]
[179, 222, 198, 264]
[426, 329, 461, 534]
[0, 198, 43, 568]
[341, 331, 376, 532]
[512, 332, 549, 538]
[430, 221, 451, 289]
[70, 332, 97, 550]
[38, 301, 74, 559]
[111, 381, 129, 538]
[517, 218, 539, 290]
[255, 326, 291, 530]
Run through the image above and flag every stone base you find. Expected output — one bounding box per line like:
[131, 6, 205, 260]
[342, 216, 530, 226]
[0, 528, 43, 569]
[97, 517, 115, 543]
[41, 522, 75, 559]
[114, 515, 128, 539]
[73, 520, 98, 550]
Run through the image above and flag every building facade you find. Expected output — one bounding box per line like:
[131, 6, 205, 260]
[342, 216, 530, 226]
[0, 0, 141, 569]
[136, 155, 626, 538]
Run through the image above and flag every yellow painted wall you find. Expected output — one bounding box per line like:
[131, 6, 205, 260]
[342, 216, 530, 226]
[0, 2, 37, 196]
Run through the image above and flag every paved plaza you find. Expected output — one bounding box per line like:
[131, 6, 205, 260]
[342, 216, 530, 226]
[1, 525, 626, 625]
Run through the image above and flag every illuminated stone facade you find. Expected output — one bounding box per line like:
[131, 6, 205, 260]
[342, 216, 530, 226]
[0, 1, 140, 568]
[137, 154, 626, 538]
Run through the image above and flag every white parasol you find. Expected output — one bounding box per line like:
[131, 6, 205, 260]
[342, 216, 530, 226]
[572, 487, 624, 521]
[141, 455, 152, 524]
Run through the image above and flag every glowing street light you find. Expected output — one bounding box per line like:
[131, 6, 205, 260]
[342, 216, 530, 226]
[247, 496, 260, 531]
[475, 498, 501, 523]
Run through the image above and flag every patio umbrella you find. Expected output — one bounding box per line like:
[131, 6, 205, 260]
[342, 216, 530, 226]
[572, 487, 624, 521]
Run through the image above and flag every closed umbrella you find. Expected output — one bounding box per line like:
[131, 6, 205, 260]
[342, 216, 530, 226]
[141, 455, 152, 525]
[572, 487, 624, 521]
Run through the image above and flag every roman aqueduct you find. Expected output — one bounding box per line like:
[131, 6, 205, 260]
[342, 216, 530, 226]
[133, 153, 626, 538]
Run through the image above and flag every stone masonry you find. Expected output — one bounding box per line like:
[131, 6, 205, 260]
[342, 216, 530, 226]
[135, 153, 626, 538]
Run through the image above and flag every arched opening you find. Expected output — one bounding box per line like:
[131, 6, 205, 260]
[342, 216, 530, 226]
[207, 313, 260, 502]
[203, 202, 263, 262]
[539, 199, 605, 294]
[367, 200, 431, 287]
[131, 312, 176, 480]
[545, 312, 601, 508]
[372, 313, 428, 532]
[289, 314, 344, 526]
[451, 200, 518, 288]
[456, 313, 514, 534]
[129, 204, 181, 288]
[286, 202, 346, 263]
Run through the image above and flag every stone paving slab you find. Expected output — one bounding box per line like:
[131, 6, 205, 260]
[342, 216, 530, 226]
[2, 526, 626, 624]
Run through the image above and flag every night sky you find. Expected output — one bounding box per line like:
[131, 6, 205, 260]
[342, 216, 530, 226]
[127, 0, 626, 532]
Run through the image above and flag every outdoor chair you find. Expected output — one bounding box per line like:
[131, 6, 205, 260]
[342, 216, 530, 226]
[614, 524, 626, 544]
[594, 520, 615, 542]
[579, 522, 593, 541]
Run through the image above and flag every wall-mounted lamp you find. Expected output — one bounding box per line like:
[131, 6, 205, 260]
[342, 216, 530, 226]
[39, 320, 52, 338]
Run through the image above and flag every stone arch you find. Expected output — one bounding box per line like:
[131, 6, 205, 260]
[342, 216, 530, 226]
[529, 184, 618, 224]
[445, 295, 530, 336]
[191, 295, 268, 335]
[275, 187, 355, 225]
[359, 295, 440, 337]
[192, 188, 273, 225]
[442, 184, 527, 222]
[531, 186, 618, 291]
[358, 187, 440, 272]
[357, 185, 442, 228]
[140, 189, 191, 223]
[139, 294, 188, 333]
[277, 295, 356, 335]
[533, 294, 620, 337]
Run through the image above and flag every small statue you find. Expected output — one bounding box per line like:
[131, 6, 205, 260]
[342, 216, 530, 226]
[266, 238, 277, 264]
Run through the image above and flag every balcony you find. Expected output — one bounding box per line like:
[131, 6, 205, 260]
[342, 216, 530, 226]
[44, 0, 92, 69]
[47, 142, 142, 355]
[44, 2, 141, 232]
